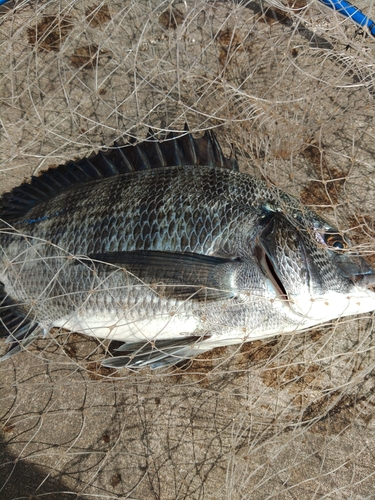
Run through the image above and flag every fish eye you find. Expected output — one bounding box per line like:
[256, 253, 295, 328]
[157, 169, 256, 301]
[324, 233, 347, 251]
[332, 240, 344, 250]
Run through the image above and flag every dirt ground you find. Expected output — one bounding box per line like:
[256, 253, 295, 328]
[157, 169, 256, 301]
[2, 1, 375, 498]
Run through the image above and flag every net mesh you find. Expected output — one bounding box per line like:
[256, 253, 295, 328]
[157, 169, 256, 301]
[2, 0, 375, 498]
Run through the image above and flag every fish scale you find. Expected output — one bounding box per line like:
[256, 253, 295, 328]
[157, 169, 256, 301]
[1, 130, 375, 368]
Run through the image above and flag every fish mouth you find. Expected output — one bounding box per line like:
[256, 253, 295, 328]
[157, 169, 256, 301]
[255, 245, 289, 301]
[333, 252, 375, 290]
[351, 272, 375, 289]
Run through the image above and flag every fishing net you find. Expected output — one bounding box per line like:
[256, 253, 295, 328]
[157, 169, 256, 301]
[1, 0, 375, 498]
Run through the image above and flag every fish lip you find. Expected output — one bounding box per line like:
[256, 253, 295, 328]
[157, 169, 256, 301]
[351, 272, 375, 289]
[254, 245, 289, 302]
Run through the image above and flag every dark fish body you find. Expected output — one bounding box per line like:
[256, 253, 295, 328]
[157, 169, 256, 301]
[1, 130, 375, 368]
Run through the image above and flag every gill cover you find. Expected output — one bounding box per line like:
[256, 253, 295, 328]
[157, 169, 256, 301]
[257, 209, 375, 295]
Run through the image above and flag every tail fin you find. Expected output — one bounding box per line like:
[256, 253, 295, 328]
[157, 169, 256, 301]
[0, 284, 41, 361]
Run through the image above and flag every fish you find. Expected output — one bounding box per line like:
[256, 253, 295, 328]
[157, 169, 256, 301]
[1, 127, 375, 369]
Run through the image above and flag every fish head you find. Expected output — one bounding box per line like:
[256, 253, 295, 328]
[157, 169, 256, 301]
[253, 202, 375, 326]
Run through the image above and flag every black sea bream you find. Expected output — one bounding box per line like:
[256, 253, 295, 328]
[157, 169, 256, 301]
[1, 130, 375, 368]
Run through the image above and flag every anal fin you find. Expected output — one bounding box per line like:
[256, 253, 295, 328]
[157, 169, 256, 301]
[101, 335, 211, 369]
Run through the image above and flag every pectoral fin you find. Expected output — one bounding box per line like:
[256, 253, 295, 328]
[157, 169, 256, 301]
[89, 250, 240, 301]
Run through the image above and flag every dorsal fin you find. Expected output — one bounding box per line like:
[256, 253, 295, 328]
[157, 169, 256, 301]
[0, 128, 238, 222]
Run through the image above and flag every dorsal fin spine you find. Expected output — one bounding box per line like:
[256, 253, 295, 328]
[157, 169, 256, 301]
[78, 158, 103, 179]
[96, 151, 119, 175]
[173, 136, 184, 165]
[135, 144, 152, 170]
[185, 132, 198, 165]
[210, 131, 224, 168]
[113, 142, 135, 172]
[152, 141, 167, 167]
[204, 130, 216, 167]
